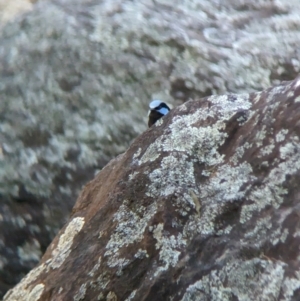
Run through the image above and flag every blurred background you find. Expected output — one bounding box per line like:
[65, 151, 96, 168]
[0, 0, 299, 297]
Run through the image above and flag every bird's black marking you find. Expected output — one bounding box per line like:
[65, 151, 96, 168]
[148, 100, 170, 127]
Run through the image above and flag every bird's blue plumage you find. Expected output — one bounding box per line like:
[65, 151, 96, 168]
[157, 107, 169, 115]
[148, 100, 171, 127]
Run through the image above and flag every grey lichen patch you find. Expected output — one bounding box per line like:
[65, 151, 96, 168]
[138, 143, 161, 165]
[242, 215, 289, 247]
[173, 191, 198, 217]
[108, 258, 130, 276]
[73, 283, 87, 301]
[230, 142, 251, 165]
[152, 223, 186, 276]
[216, 225, 233, 236]
[88, 256, 102, 277]
[128, 171, 139, 181]
[258, 141, 275, 157]
[166, 126, 227, 167]
[276, 129, 289, 143]
[154, 118, 164, 127]
[279, 228, 289, 243]
[3, 263, 46, 301]
[294, 78, 300, 88]
[241, 138, 300, 223]
[165, 115, 220, 152]
[266, 84, 288, 103]
[124, 290, 137, 301]
[49, 217, 85, 269]
[254, 126, 267, 147]
[178, 103, 188, 112]
[279, 138, 299, 159]
[181, 258, 286, 301]
[183, 163, 254, 237]
[294, 96, 300, 102]
[132, 148, 141, 160]
[27, 284, 45, 301]
[134, 249, 149, 259]
[253, 93, 261, 104]
[164, 110, 226, 153]
[209, 94, 252, 117]
[244, 215, 272, 241]
[105, 202, 157, 271]
[200, 163, 254, 203]
[106, 291, 117, 301]
[147, 154, 195, 197]
[241, 185, 285, 224]
[281, 271, 300, 301]
[95, 272, 110, 290]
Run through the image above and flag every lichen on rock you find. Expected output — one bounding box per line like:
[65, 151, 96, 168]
[2, 0, 300, 298]
[4, 76, 300, 301]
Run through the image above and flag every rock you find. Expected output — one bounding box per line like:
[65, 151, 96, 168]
[0, 0, 33, 26]
[4, 76, 300, 301]
[1, 0, 300, 297]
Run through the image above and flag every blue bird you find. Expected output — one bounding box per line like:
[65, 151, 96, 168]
[148, 100, 171, 127]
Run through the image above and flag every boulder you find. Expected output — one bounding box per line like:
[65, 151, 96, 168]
[0, 0, 33, 26]
[4, 76, 300, 301]
[1, 0, 300, 297]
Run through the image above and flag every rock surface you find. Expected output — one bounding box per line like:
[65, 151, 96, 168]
[1, 0, 300, 297]
[4, 76, 300, 301]
[0, 0, 33, 26]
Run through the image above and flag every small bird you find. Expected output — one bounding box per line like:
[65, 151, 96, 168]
[148, 100, 171, 127]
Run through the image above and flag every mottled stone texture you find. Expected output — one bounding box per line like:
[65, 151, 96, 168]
[0, 0, 33, 26]
[1, 0, 300, 298]
[4, 77, 300, 301]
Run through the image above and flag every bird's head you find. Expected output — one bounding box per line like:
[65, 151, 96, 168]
[148, 100, 171, 127]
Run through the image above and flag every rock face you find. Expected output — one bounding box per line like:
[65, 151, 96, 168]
[4, 76, 300, 301]
[0, 0, 33, 26]
[1, 0, 300, 297]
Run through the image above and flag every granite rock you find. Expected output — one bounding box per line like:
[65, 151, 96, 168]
[1, 0, 300, 297]
[4, 76, 300, 301]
